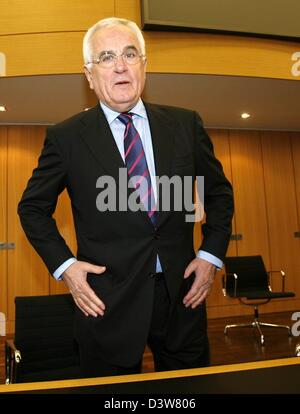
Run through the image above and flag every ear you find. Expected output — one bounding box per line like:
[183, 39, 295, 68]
[142, 57, 147, 80]
[84, 65, 94, 90]
[143, 57, 147, 70]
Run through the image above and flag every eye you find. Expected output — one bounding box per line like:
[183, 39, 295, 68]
[100, 53, 115, 63]
[125, 49, 138, 59]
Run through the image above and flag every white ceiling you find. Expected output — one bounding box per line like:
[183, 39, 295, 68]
[0, 73, 299, 130]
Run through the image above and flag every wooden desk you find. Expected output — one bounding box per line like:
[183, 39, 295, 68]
[0, 357, 299, 394]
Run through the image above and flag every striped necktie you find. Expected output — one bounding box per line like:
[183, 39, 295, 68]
[118, 112, 157, 227]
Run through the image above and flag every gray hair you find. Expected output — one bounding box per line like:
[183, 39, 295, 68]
[83, 17, 146, 64]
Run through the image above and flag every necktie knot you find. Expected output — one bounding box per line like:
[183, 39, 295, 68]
[118, 112, 133, 126]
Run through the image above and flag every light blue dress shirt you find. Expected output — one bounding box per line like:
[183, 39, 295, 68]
[53, 99, 222, 280]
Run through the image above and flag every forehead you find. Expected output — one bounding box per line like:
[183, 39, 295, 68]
[91, 25, 139, 52]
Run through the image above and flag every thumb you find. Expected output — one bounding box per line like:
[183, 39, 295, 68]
[84, 263, 106, 274]
[184, 261, 195, 279]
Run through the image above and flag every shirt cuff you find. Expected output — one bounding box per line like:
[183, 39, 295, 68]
[53, 258, 77, 280]
[197, 250, 223, 269]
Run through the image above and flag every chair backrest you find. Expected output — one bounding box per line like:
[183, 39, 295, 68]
[14, 293, 80, 383]
[224, 255, 269, 294]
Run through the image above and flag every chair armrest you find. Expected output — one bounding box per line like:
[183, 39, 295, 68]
[267, 270, 286, 291]
[222, 272, 238, 297]
[5, 339, 22, 384]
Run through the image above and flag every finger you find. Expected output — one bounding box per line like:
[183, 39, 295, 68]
[77, 291, 105, 315]
[183, 276, 203, 303]
[183, 284, 201, 305]
[191, 285, 213, 308]
[76, 297, 101, 317]
[191, 291, 208, 309]
[184, 280, 212, 306]
[87, 290, 105, 314]
[184, 262, 196, 279]
[183, 288, 202, 307]
[81, 294, 105, 316]
[85, 285, 106, 310]
[72, 283, 106, 315]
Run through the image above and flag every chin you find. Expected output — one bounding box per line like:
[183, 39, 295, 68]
[115, 97, 138, 109]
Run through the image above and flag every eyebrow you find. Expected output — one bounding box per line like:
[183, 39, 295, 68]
[97, 45, 139, 56]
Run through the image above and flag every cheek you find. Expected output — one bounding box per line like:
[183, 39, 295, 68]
[95, 77, 111, 96]
[138, 74, 146, 91]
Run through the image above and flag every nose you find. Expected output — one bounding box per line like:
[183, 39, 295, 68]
[114, 55, 127, 72]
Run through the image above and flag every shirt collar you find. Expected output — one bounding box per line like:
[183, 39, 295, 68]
[100, 99, 147, 125]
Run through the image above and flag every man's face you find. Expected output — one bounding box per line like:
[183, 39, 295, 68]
[84, 25, 147, 112]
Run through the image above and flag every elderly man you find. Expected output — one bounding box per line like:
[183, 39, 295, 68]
[18, 17, 233, 378]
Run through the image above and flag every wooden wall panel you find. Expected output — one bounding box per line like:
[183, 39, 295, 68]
[229, 130, 270, 265]
[0, 0, 114, 35]
[115, 0, 141, 25]
[0, 32, 85, 76]
[0, 0, 298, 79]
[0, 127, 7, 318]
[4, 126, 300, 330]
[207, 129, 300, 319]
[290, 131, 300, 295]
[7, 126, 49, 324]
[261, 131, 300, 296]
[290, 131, 300, 228]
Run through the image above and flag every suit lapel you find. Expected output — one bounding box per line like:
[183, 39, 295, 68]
[144, 102, 175, 180]
[79, 104, 125, 184]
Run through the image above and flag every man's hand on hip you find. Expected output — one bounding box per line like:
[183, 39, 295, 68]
[183, 257, 217, 309]
[62, 261, 106, 317]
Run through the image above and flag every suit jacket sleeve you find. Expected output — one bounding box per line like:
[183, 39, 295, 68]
[18, 128, 74, 274]
[193, 111, 234, 261]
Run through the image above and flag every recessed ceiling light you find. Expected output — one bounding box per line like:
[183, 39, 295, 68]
[241, 112, 251, 119]
[0, 105, 7, 112]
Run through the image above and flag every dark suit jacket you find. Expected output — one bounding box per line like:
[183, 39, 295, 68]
[18, 102, 233, 366]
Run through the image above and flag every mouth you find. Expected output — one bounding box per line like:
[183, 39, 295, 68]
[114, 80, 130, 86]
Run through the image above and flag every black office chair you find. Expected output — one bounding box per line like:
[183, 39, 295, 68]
[222, 255, 295, 345]
[5, 293, 80, 384]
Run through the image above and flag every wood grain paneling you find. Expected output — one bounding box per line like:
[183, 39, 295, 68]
[261, 131, 299, 295]
[229, 130, 270, 265]
[207, 129, 300, 319]
[290, 131, 300, 229]
[290, 131, 300, 295]
[0, 0, 114, 35]
[144, 31, 300, 80]
[211, 129, 272, 318]
[3, 126, 300, 331]
[0, 0, 299, 79]
[7, 127, 49, 323]
[1, 31, 298, 78]
[115, 0, 141, 25]
[0, 32, 85, 76]
[0, 127, 7, 318]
